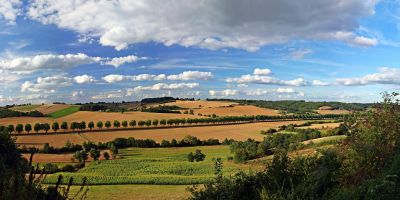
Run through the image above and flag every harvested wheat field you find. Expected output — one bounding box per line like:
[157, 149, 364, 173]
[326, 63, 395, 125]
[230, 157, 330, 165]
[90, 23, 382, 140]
[195, 105, 280, 116]
[163, 100, 238, 109]
[35, 104, 75, 115]
[315, 109, 351, 115]
[15, 121, 307, 147]
[297, 122, 341, 129]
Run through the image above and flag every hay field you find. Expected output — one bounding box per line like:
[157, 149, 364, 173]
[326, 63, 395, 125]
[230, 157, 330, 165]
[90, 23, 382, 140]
[297, 122, 341, 129]
[9, 104, 41, 112]
[315, 109, 351, 115]
[21, 150, 111, 163]
[36, 104, 75, 115]
[194, 105, 280, 116]
[15, 121, 307, 147]
[163, 100, 238, 108]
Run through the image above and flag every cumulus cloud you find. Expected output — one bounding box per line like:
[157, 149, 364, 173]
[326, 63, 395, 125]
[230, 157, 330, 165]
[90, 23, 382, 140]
[276, 88, 295, 93]
[27, 0, 378, 51]
[127, 83, 199, 95]
[167, 71, 213, 81]
[92, 90, 124, 100]
[73, 75, 95, 84]
[102, 71, 213, 83]
[336, 67, 400, 86]
[312, 80, 329, 86]
[253, 68, 272, 75]
[226, 73, 307, 86]
[104, 55, 145, 67]
[0, 0, 21, 23]
[209, 89, 238, 96]
[21, 76, 72, 93]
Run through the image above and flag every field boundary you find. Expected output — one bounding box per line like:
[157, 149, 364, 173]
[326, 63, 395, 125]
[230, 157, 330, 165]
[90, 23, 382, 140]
[12, 117, 338, 137]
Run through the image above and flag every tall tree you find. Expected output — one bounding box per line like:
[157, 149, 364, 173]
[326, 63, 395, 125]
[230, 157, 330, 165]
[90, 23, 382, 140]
[25, 124, 32, 134]
[52, 122, 59, 133]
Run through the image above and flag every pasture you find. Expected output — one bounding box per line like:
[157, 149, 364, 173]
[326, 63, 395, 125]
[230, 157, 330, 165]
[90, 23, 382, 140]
[43, 145, 262, 185]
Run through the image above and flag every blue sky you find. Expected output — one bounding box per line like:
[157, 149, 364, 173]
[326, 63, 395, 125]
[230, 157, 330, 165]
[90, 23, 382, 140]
[0, 0, 400, 105]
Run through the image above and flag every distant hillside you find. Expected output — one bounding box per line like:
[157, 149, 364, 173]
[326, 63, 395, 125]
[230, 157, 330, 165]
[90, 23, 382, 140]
[207, 99, 371, 114]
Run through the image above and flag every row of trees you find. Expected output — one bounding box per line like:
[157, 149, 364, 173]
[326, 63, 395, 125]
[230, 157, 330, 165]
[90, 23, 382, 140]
[3, 113, 346, 134]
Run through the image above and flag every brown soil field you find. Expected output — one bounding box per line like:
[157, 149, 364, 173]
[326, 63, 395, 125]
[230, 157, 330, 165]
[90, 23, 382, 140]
[0, 111, 202, 132]
[315, 109, 351, 114]
[36, 104, 75, 115]
[194, 105, 280, 116]
[15, 121, 307, 148]
[163, 100, 238, 108]
[297, 122, 341, 129]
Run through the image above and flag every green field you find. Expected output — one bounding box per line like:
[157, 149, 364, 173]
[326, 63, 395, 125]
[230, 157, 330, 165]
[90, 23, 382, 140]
[69, 184, 190, 200]
[48, 106, 80, 118]
[44, 145, 261, 185]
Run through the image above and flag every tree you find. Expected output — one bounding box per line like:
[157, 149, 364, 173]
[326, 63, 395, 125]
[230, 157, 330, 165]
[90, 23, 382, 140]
[189, 109, 194, 115]
[145, 120, 152, 127]
[61, 121, 68, 132]
[79, 121, 86, 131]
[89, 148, 101, 161]
[16, 124, 23, 133]
[194, 149, 206, 162]
[160, 119, 167, 126]
[42, 123, 50, 133]
[97, 121, 103, 129]
[34, 123, 41, 133]
[105, 121, 111, 129]
[7, 124, 14, 133]
[52, 122, 59, 133]
[113, 120, 121, 128]
[103, 152, 110, 160]
[129, 120, 136, 128]
[187, 152, 195, 162]
[88, 121, 94, 131]
[122, 120, 128, 128]
[138, 120, 145, 127]
[110, 143, 119, 158]
[152, 119, 159, 126]
[70, 122, 79, 131]
[25, 124, 32, 134]
[73, 150, 88, 163]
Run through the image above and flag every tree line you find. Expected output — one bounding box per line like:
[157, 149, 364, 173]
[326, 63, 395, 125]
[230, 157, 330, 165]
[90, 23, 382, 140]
[2, 113, 346, 134]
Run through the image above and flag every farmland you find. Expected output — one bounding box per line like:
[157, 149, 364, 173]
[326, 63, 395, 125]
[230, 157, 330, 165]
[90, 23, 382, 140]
[43, 145, 262, 185]
[15, 120, 310, 147]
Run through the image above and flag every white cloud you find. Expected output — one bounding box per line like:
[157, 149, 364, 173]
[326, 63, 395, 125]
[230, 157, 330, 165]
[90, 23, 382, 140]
[92, 90, 124, 100]
[337, 67, 400, 86]
[276, 88, 295, 93]
[0, 0, 21, 23]
[104, 55, 145, 67]
[167, 71, 213, 81]
[226, 74, 307, 86]
[209, 89, 238, 96]
[0, 53, 101, 72]
[72, 90, 83, 97]
[74, 75, 95, 84]
[21, 76, 72, 93]
[27, 0, 378, 51]
[127, 82, 199, 95]
[102, 71, 213, 83]
[253, 68, 272, 75]
[312, 80, 329, 86]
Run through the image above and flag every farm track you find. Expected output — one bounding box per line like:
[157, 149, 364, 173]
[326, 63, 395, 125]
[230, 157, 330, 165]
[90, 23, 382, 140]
[11, 117, 336, 137]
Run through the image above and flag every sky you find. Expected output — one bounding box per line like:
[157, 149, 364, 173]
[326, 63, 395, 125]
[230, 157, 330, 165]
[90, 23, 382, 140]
[1, 0, 400, 105]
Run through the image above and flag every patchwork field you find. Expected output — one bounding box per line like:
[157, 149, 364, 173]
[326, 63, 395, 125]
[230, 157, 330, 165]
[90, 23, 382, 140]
[194, 105, 280, 116]
[0, 111, 202, 132]
[297, 122, 341, 129]
[16, 120, 307, 147]
[9, 104, 41, 112]
[315, 109, 351, 115]
[162, 100, 238, 108]
[43, 146, 262, 185]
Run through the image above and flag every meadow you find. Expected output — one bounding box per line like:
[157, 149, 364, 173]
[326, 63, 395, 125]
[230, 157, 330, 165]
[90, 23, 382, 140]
[43, 145, 262, 185]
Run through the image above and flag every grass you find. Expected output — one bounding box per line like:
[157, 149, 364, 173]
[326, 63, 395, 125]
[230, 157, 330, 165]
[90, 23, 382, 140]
[68, 184, 190, 200]
[44, 145, 262, 185]
[10, 104, 40, 112]
[48, 106, 80, 118]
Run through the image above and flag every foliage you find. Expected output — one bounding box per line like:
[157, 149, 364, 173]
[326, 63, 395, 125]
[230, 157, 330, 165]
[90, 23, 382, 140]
[0, 108, 44, 118]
